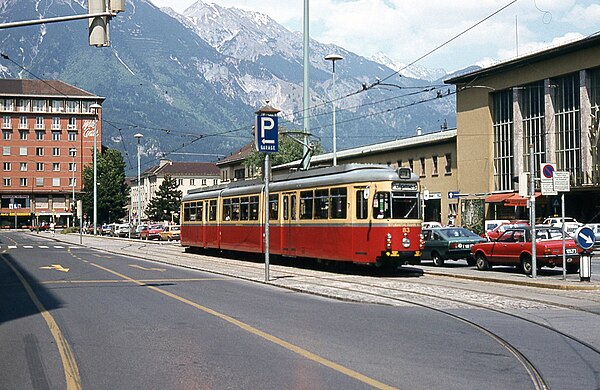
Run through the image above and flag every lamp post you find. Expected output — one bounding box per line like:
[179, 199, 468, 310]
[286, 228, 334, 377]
[69, 148, 76, 228]
[134, 133, 144, 226]
[90, 103, 102, 236]
[325, 53, 343, 166]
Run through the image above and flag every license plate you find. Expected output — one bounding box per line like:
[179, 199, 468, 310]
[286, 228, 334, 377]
[566, 248, 577, 255]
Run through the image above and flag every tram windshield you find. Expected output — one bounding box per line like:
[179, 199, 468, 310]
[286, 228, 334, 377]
[373, 191, 419, 219]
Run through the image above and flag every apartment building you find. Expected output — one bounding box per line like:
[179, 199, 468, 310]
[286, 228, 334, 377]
[0, 79, 103, 228]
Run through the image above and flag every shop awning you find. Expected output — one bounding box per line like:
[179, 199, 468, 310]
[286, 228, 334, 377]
[485, 193, 515, 203]
[504, 192, 541, 207]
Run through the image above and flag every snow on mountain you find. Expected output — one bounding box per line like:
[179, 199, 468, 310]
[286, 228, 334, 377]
[370, 52, 447, 82]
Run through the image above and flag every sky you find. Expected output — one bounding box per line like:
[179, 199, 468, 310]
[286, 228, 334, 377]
[148, 0, 600, 72]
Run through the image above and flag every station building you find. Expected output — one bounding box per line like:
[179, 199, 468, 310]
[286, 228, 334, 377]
[446, 33, 600, 225]
[0, 79, 103, 228]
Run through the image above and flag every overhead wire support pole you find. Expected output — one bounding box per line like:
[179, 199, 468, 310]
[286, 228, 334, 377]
[0, 12, 114, 30]
[302, 0, 310, 170]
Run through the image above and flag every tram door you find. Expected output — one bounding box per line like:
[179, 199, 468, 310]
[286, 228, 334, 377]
[281, 193, 297, 256]
[202, 201, 207, 247]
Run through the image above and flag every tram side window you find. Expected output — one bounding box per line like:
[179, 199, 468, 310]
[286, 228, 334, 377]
[373, 192, 391, 219]
[223, 199, 232, 221]
[197, 202, 203, 222]
[356, 189, 368, 219]
[189, 202, 197, 221]
[300, 190, 313, 219]
[209, 200, 217, 221]
[231, 198, 240, 221]
[240, 196, 249, 220]
[330, 188, 347, 219]
[249, 196, 259, 220]
[314, 189, 329, 219]
[184, 202, 191, 221]
[269, 194, 278, 220]
[283, 196, 289, 220]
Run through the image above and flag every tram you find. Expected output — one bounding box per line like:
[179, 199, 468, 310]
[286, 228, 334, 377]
[180, 164, 423, 267]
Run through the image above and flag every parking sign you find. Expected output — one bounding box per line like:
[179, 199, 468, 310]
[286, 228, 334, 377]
[255, 115, 278, 153]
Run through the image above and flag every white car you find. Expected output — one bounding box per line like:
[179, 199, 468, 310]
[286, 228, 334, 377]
[542, 217, 583, 235]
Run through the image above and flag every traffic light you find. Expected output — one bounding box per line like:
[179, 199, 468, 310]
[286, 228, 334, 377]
[88, 0, 109, 47]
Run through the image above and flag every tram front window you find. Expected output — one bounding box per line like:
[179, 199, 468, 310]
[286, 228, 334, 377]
[373, 192, 419, 219]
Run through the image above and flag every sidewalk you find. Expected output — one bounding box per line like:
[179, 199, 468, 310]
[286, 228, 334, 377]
[47, 232, 600, 291]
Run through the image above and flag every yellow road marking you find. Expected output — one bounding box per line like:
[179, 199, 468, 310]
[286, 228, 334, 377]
[129, 264, 166, 272]
[1, 255, 81, 390]
[40, 278, 223, 285]
[90, 262, 396, 390]
[40, 264, 70, 273]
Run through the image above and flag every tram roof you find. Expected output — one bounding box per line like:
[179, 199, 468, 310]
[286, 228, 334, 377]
[183, 164, 418, 201]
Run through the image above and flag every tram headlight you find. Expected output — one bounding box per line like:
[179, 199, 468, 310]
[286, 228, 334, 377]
[402, 232, 411, 248]
[386, 233, 392, 250]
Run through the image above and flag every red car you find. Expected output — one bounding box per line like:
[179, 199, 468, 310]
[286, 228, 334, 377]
[471, 226, 580, 274]
[140, 224, 164, 240]
[483, 222, 529, 241]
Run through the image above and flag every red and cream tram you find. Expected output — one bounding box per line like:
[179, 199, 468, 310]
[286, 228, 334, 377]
[180, 164, 423, 267]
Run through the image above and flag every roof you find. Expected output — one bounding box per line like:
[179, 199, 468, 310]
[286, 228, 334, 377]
[445, 33, 600, 85]
[0, 79, 102, 99]
[275, 129, 457, 170]
[156, 161, 219, 176]
[217, 142, 255, 166]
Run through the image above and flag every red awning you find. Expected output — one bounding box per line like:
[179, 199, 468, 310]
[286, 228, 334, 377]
[485, 193, 515, 203]
[504, 192, 541, 207]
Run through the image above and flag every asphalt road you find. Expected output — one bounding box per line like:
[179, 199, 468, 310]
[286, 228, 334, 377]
[2, 231, 600, 389]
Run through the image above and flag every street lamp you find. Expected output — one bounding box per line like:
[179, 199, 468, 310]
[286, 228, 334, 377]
[325, 53, 343, 166]
[134, 133, 144, 226]
[69, 148, 76, 228]
[90, 103, 102, 235]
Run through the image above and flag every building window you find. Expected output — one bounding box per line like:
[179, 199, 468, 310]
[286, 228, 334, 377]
[36, 147, 44, 156]
[36, 162, 44, 171]
[51, 100, 64, 113]
[19, 147, 27, 156]
[36, 177, 44, 187]
[2, 146, 10, 155]
[234, 168, 245, 180]
[20, 162, 27, 171]
[2, 116, 11, 129]
[66, 100, 78, 113]
[69, 162, 76, 171]
[52, 178, 60, 187]
[202, 179, 207, 186]
[36, 130, 45, 140]
[19, 116, 27, 129]
[3, 178, 11, 186]
[52, 117, 61, 130]
[432, 155, 438, 176]
[0, 98, 14, 111]
[2, 130, 10, 140]
[178, 178, 183, 186]
[396, 159, 402, 168]
[19, 130, 28, 140]
[68, 131, 76, 141]
[3, 162, 10, 171]
[521, 81, 545, 181]
[419, 157, 426, 177]
[492, 90, 514, 191]
[52, 131, 61, 141]
[17, 99, 30, 112]
[408, 159, 414, 172]
[20, 178, 27, 187]
[35, 116, 44, 129]
[591, 68, 600, 183]
[68, 117, 77, 130]
[53, 147, 60, 156]
[190, 179, 195, 186]
[53, 163, 60, 171]
[445, 153, 452, 175]
[69, 178, 76, 187]
[553, 73, 581, 185]
[32, 99, 46, 112]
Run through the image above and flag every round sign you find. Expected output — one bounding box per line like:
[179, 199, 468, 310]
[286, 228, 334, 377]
[542, 164, 555, 178]
[574, 226, 595, 250]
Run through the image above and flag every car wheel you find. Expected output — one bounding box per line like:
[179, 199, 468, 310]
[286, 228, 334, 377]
[475, 253, 490, 271]
[521, 256, 533, 275]
[466, 255, 476, 266]
[432, 252, 444, 267]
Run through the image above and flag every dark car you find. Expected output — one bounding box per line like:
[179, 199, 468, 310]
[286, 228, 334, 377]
[471, 226, 580, 274]
[422, 227, 487, 266]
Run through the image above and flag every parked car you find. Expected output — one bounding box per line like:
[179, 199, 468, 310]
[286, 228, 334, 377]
[422, 221, 443, 229]
[585, 223, 600, 247]
[422, 227, 487, 266]
[141, 224, 164, 240]
[113, 223, 130, 238]
[131, 224, 148, 239]
[101, 224, 113, 236]
[484, 219, 510, 232]
[483, 221, 529, 241]
[541, 217, 583, 235]
[471, 226, 580, 275]
[159, 225, 180, 241]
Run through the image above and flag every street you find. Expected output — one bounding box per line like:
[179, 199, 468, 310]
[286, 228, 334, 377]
[2, 231, 600, 389]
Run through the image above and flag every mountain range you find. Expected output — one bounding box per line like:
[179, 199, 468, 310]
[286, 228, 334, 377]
[0, 0, 469, 173]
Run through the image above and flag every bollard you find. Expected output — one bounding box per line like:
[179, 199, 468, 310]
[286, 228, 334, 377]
[579, 250, 592, 282]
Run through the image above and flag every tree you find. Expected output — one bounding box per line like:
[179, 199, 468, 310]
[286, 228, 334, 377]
[244, 128, 323, 175]
[82, 147, 129, 224]
[145, 175, 182, 223]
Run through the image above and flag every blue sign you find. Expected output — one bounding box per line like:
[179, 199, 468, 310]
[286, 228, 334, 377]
[256, 115, 278, 153]
[574, 226, 595, 250]
[542, 163, 555, 178]
[448, 191, 460, 199]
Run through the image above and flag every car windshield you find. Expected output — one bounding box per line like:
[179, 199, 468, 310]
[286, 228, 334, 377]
[150, 224, 163, 229]
[535, 228, 566, 240]
[438, 227, 479, 238]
